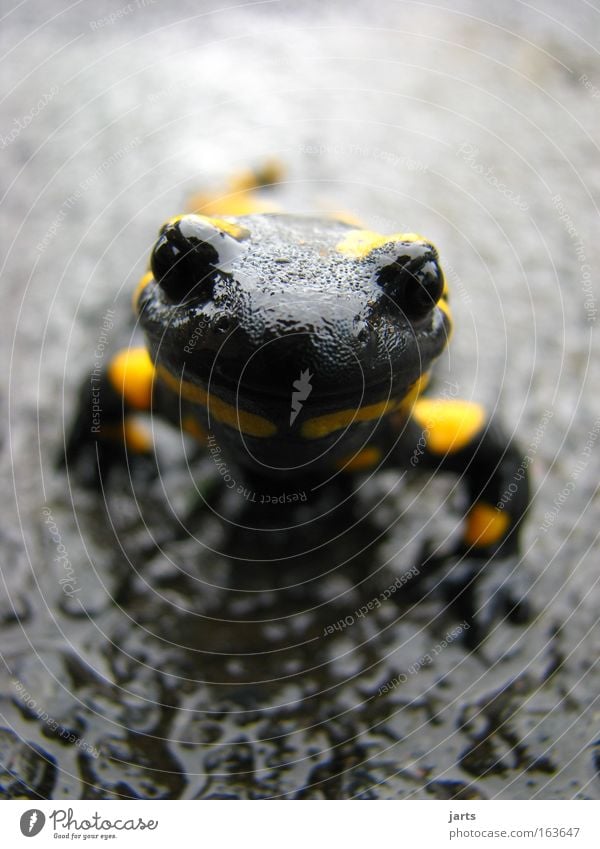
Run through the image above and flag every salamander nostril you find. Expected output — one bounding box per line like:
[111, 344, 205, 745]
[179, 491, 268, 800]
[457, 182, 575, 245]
[213, 314, 234, 334]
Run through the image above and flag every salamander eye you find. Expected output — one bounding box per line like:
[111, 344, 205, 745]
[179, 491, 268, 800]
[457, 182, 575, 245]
[376, 241, 444, 321]
[151, 215, 245, 303]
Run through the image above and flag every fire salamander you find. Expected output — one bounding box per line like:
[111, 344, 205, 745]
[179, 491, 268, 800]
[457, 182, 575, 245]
[63, 166, 529, 615]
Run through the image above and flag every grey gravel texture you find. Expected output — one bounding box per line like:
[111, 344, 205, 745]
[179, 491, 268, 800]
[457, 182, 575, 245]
[1, 0, 599, 800]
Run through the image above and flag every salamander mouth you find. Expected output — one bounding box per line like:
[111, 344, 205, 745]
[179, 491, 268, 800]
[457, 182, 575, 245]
[207, 371, 415, 408]
[200, 335, 428, 406]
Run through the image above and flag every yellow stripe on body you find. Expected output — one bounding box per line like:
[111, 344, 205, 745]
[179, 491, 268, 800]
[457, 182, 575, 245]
[395, 372, 430, 415]
[301, 397, 398, 440]
[336, 445, 382, 472]
[302, 373, 430, 440]
[188, 194, 280, 217]
[186, 160, 283, 217]
[156, 365, 277, 438]
[182, 415, 208, 442]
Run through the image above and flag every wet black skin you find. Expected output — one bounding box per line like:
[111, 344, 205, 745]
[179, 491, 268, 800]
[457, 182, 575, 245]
[138, 213, 449, 479]
[63, 211, 530, 639]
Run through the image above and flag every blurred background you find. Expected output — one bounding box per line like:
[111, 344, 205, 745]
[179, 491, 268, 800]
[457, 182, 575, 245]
[1, 0, 599, 799]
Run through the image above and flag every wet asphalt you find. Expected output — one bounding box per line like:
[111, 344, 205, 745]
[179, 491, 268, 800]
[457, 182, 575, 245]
[1, 0, 599, 799]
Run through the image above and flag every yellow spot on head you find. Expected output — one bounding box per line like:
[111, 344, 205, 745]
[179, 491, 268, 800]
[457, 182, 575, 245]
[437, 296, 452, 320]
[108, 347, 155, 411]
[441, 269, 449, 298]
[436, 297, 454, 341]
[132, 270, 154, 312]
[336, 229, 431, 258]
[166, 213, 250, 242]
[204, 216, 250, 241]
[464, 503, 510, 548]
[412, 399, 485, 454]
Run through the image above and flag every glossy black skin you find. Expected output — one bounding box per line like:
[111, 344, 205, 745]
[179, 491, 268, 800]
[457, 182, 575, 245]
[63, 210, 531, 639]
[139, 214, 449, 480]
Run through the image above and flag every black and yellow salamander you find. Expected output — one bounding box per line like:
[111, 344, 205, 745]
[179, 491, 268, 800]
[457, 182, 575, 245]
[63, 168, 529, 589]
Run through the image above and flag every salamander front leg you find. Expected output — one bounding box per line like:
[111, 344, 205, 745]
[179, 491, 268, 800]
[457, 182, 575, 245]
[60, 347, 155, 487]
[401, 399, 530, 641]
